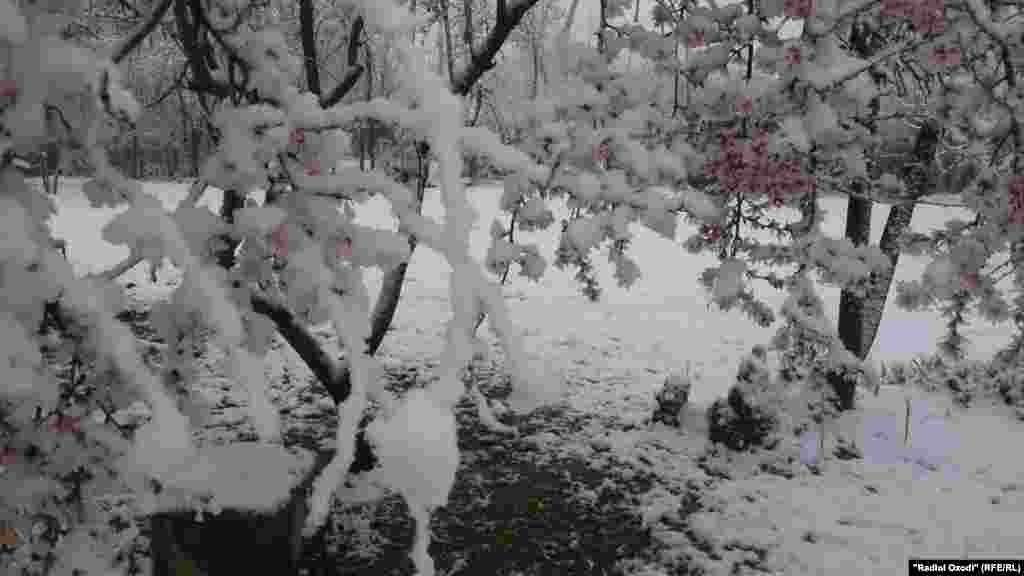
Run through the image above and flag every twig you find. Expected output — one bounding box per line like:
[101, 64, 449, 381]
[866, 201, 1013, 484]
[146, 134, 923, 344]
[904, 397, 911, 446]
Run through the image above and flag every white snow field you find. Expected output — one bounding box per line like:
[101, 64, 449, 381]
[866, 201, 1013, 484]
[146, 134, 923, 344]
[46, 178, 1023, 575]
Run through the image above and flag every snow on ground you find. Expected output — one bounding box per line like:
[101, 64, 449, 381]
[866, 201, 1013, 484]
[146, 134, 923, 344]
[44, 178, 1024, 575]
[676, 386, 1024, 575]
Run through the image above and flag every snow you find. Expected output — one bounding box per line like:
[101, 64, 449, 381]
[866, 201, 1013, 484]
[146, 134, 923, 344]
[138, 442, 313, 513]
[681, 386, 1024, 575]
[44, 177, 1023, 574]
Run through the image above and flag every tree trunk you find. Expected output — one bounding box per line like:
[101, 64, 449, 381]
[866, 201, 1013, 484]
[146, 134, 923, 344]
[861, 202, 916, 358]
[132, 134, 141, 179]
[215, 189, 245, 269]
[191, 127, 201, 178]
[299, 0, 321, 97]
[830, 194, 872, 410]
[828, 121, 937, 410]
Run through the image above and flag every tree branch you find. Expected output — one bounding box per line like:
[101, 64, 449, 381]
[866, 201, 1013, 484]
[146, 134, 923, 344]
[320, 16, 365, 108]
[112, 0, 174, 64]
[249, 287, 350, 404]
[321, 65, 364, 108]
[451, 0, 541, 96]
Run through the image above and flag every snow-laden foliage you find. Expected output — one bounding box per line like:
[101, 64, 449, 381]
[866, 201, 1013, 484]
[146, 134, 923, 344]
[5, 0, 1024, 572]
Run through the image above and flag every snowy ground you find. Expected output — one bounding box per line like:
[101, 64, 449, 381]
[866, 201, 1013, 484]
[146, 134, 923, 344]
[44, 178, 1024, 575]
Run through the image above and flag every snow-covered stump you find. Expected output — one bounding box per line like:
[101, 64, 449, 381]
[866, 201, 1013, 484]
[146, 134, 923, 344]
[147, 445, 334, 576]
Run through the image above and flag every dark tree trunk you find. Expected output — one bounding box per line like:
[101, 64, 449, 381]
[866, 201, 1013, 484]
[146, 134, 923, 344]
[215, 189, 245, 269]
[830, 194, 872, 410]
[132, 134, 141, 179]
[191, 127, 201, 178]
[299, 0, 321, 97]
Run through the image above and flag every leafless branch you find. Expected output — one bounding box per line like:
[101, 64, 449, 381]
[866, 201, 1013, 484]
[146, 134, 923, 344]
[249, 287, 351, 404]
[112, 0, 173, 64]
[451, 0, 541, 96]
[320, 16, 365, 108]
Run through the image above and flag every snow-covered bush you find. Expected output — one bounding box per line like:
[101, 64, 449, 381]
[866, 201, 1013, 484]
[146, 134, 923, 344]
[706, 347, 781, 451]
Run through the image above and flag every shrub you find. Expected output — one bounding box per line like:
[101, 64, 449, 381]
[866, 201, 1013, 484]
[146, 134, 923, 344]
[706, 348, 780, 451]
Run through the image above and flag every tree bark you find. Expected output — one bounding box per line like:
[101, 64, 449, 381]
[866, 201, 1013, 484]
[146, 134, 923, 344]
[299, 0, 321, 96]
[829, 194, 872, 410]
[190, 127, 200, 178]
[836, 195, 872, 358]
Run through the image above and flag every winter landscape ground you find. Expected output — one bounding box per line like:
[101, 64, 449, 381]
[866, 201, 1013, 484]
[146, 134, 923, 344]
[47, 177, 1024, 575]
